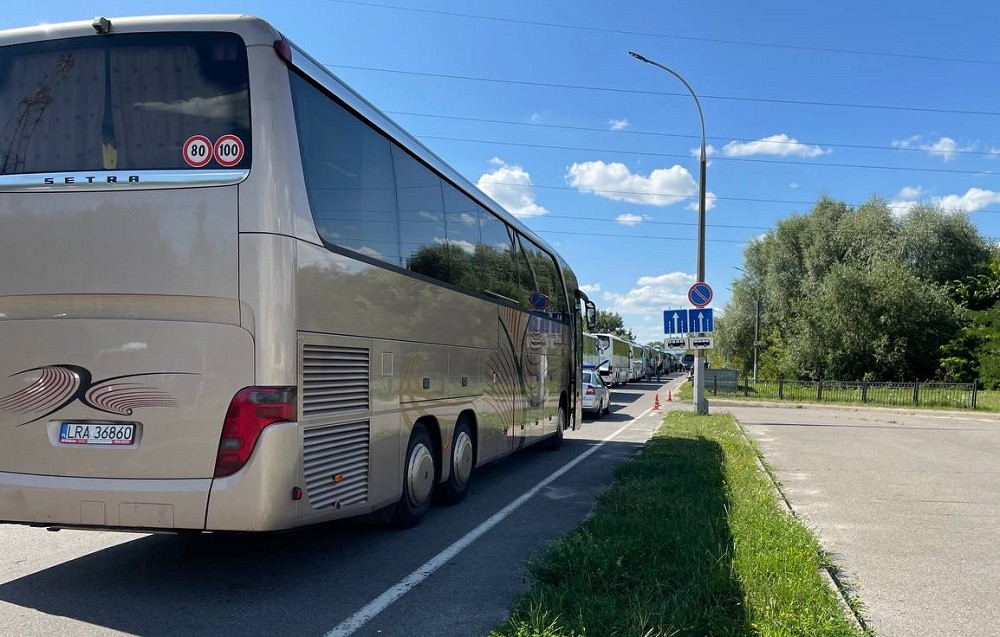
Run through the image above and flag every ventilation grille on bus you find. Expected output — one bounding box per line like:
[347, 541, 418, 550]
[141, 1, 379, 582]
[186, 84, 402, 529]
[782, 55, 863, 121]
[302, 344, 370, 418]
[303, 420, 370, 509]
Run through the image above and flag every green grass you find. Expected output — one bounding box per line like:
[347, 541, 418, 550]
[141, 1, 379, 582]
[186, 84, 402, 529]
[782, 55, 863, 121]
[974, 389, 1000, 412]
[490, 412, 865, 637]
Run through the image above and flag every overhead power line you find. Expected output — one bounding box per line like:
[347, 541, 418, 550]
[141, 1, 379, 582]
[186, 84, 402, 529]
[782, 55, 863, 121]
[323, 0, 1000, 67]
[538, 229, 749, 244]
[419, 134, 998, 176]
[328, 63, 1000, 118]
[388, 110, 999, 159]
[538, 214, 770, 231]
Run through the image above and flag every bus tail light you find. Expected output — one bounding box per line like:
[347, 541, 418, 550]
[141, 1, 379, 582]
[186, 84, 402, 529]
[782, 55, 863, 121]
[214, 386, 296, 478]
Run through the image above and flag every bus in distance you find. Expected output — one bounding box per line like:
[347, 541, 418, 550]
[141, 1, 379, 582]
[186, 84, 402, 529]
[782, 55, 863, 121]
[593, 333, 631, 386]
[0, 15, 596, 533]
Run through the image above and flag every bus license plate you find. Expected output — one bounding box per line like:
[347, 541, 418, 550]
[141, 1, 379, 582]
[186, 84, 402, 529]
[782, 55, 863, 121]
[59, 423, 135, 446]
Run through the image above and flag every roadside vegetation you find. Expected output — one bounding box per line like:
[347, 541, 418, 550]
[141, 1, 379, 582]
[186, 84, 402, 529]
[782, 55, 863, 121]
[490, 411, 865, 637]
[680, 377, 1000, 413]
[715, 197, 1000, 389]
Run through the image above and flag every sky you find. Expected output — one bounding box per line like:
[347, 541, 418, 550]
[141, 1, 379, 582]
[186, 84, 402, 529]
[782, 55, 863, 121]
[5, 1, 1000, 344]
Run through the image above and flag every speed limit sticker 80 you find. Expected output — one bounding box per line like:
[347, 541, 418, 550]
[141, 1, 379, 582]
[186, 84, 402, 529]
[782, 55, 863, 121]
[213, 134, 245, 167]
[182, 135, 213, 168]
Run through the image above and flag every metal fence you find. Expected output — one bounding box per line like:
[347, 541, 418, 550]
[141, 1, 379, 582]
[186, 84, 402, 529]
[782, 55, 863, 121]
[707, 377, 977, 410]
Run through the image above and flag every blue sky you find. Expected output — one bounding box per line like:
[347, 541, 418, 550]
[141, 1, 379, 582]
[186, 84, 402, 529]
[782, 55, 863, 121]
[6, 1, 1000, 344]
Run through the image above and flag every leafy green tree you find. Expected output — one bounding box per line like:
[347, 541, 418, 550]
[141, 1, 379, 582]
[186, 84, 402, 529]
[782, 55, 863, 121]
[594, 309, 635, 341]
[897, 204, 991, 286]
[719, 196, 988, 381]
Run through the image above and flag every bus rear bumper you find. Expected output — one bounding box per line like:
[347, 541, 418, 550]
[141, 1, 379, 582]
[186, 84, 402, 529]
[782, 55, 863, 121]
[203, 422, 301, 532]
[0, 471, 211, 530]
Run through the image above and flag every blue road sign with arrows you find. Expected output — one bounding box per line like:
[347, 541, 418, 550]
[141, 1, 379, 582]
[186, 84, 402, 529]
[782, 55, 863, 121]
[663, 309, 689, 334]
[687, 308, 714, 333]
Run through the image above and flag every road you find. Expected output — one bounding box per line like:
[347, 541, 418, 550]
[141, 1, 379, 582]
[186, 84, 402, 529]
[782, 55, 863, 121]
[728, 402, 1000, 637]
[0, 377, 684, 637]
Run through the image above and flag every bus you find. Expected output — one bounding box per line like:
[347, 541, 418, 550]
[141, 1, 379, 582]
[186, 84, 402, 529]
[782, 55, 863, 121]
[582, 333, 600, 368]
[594, 333, 631, 386]
[0, 15, 596, 532]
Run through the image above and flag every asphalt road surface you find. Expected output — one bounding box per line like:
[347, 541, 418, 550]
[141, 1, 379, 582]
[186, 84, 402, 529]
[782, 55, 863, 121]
[728, 402, 1000, 637]
[0, 377, 685, 637]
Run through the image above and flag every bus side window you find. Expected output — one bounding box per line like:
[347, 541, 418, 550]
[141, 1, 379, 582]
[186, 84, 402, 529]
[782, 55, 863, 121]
[289, 72, 400, 265]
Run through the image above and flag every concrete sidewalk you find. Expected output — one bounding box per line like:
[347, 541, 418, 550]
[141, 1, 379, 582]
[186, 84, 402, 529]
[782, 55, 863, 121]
[729, 403, 1000, 637]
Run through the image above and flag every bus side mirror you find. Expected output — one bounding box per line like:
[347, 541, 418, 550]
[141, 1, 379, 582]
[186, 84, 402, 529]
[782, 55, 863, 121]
[585, 300, 597, 330]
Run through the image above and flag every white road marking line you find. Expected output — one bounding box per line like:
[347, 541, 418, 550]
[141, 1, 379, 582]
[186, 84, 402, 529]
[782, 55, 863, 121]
[325, 407, 656, 637]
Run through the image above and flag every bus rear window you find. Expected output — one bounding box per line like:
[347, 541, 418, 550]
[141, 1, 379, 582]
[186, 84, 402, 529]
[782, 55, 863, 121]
[0, 32, 250, 175]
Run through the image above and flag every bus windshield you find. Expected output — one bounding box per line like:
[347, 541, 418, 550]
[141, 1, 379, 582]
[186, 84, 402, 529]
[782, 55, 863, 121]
[0, 32, 250, 175]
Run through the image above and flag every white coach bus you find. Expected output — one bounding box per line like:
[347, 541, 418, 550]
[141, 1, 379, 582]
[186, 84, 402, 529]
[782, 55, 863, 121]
[0, 15, 596, 532]
[593, 333, 631, 386]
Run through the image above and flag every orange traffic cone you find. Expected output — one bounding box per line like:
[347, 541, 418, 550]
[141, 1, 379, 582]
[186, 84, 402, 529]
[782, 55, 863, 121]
[667, 391, 673, 402]
[653, 393, 661, 411]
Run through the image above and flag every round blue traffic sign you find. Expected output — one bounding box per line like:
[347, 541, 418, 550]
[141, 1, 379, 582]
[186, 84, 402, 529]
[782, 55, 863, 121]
[688, 282, 713, 308]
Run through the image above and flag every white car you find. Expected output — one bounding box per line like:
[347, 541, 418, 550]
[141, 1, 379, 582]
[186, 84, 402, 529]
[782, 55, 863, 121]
[582, 367, 611, 417]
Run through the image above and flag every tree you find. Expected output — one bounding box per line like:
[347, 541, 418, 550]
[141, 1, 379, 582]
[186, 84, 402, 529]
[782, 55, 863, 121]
[593, 309, 635, 341]
[718, 196, 988, 381]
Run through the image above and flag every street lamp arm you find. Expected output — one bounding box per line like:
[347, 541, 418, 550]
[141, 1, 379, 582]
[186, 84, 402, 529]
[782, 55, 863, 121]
[628, 51, 706, 162]
[734, 266, 761, 289]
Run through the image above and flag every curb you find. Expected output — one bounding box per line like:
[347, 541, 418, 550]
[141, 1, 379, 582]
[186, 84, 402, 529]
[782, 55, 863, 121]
[733, 416, 871, 635]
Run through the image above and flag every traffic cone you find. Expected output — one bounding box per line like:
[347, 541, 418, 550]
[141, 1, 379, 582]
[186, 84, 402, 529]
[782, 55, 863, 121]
[667, 391, 673, 402]
[653, 393, 660, 411]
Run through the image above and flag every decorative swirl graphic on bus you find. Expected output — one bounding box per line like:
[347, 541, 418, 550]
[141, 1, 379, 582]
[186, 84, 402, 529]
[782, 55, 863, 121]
[0, 365, 196, 426]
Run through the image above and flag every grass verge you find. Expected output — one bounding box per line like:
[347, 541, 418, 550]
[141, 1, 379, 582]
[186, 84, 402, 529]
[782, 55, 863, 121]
[490, 411, 866, 637]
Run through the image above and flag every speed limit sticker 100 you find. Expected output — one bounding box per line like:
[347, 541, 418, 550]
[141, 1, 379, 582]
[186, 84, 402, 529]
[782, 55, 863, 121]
[213, 134, 245, 168]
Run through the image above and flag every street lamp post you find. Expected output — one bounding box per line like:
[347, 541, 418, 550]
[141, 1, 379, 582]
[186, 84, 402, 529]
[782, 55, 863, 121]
[629, 51, 709, 415]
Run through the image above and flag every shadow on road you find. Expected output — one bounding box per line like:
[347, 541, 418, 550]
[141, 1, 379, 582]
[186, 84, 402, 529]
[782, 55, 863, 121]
[0, 436, 647, 637]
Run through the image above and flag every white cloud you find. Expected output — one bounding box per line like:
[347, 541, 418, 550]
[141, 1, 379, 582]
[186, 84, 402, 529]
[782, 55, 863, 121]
[603, 272, 697, 343]
[889, 186, 924, 216]
[579, 283, 601, 294]
[934, 188, 1000, 212]
[690, 144, 718, 158]
[604, 272, 696, 315]
[685, 191, 717, 212]
[616, 213, 644, 226]
[790, 182, 800, 189]
[892, 135, 972, 162]
[529, 113, 543, 123]
[889, 185, 1000, 216]
[722, 134, 828, 158]
[608, 118, 630, 131]
[477, 157, 548, 217]
[565, 160, 697, 206]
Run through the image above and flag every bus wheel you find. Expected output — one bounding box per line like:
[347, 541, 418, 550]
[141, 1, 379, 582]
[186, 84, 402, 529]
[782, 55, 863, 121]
[392, 423, 436, 528]
[435, 419, 474, 505]
[541, 405, 566, 451]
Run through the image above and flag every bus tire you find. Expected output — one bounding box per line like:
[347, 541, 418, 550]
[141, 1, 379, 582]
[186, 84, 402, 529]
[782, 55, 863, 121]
[541, 405, 566, 451]
[392, 423, 436, 528]
[435, 419, 475, 505]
